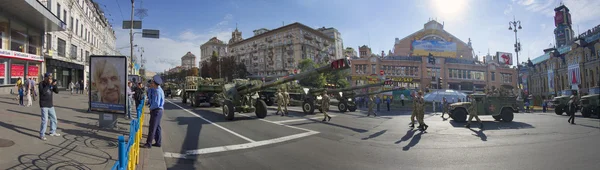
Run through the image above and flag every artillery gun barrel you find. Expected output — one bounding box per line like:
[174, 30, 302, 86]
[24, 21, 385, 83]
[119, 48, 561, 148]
[354, 88, 398, 97]
[311, 81, 385, 94]
[238, 59, 351, 95]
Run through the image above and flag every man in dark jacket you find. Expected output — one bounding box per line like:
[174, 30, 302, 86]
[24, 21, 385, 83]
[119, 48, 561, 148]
[39, 73, 60, 140]
[133, 83, 145, 110]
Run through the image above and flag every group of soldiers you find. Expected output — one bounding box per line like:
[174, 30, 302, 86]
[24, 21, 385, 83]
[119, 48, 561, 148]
[275, 88, 290, 116]
[410, 91, 429, 131]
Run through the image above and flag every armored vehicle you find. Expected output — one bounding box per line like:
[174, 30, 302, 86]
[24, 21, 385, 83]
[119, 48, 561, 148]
[580, 87, 600, 118]
[448, 94, 518, 122]
[301, 80, 391, 114]
[221, 59, 351, 120]
[182, 76, 225, 107]
[552, 89, 579, 115]
[338, 87, 398, 112]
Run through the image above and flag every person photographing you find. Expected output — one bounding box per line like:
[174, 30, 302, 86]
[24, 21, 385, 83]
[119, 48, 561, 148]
[39, 73, 60, 140]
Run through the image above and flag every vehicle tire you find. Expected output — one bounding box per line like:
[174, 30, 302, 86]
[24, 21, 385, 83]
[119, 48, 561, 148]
[348, 105, 357, 112]
[266, 100, 274, 106]
[581, 107, 591, 118]
[566, 105, 575, 116]
[501, 108, 514, 122]
[223, 100, 235, 120]
[302, 100, 315, 115]
[451, 108, 467, 122]
[554, 106, 563, 115]
[493, 115, 502, 121]
[255, 99, 267, 118]
[193, 97, 200, 107]
[338, 102, 348, 112]
[182, 93, 187, 104]
[596, 106, 600, 119]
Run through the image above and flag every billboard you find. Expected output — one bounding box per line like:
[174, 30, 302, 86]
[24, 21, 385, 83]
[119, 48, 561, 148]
[411, 40, 457, 57]
[89, 56, 127, 114]
[496, 52, 513, 65]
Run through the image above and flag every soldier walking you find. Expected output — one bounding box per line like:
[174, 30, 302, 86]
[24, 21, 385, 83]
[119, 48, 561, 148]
[367, 95, 377, 116]
[415, 91, 428, 131]
[282, 88, 290, 116]
[321, 90, 332, 121]
[567, 95, 576, 124]
[410, 93, 417, 128]
[465, 95, 483, 129]
[441, 97, 448, 118]
[275, 89, 284, 115]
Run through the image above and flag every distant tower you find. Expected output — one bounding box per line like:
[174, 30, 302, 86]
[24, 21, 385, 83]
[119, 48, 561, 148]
[229, 24, 243, 44]
[553, 4, 574, 48]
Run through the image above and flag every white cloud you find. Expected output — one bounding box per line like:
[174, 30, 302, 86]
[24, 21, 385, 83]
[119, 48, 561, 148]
[516, 0, 535, 6]
[115, 14, 235, 73]
[562, 0, 600, 25]
[504, 4, 513, 15]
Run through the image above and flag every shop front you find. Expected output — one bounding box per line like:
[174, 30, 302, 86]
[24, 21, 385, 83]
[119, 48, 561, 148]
[45, 58, 84, 89]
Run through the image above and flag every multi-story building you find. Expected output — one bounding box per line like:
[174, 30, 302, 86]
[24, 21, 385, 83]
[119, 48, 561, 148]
[350, 20, 517, 93]
[0, 0, 65, 94]
[227, 22, 334, 76]
[526, 4, 600, 105]
[344, 47, 358, 59]
[41, 0, 117, 89]
[181, 52, 196, 69]
[200, 37, 227, 65]
[318, 27, 343, 60]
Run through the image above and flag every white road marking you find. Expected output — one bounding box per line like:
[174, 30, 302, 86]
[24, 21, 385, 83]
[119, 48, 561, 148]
[166, 100, 256, 142]
[272, 115, 338, 124]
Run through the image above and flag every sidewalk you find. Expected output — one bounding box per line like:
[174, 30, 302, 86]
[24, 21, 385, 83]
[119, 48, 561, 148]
[0, 93, 165, 170]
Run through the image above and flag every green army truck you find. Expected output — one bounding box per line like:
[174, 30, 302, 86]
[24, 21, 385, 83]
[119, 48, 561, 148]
[552, 89, 579, 116]
[448, 94, 518, 122]
[580, 87, 600, 118]
[301, 80, 391, 114]
[182, 76, 225, 107]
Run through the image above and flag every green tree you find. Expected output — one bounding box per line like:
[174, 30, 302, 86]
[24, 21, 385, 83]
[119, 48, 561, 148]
[297, 59, 325, 88]
[200, 61, 210, 77]
[209, 51, 219, 78]
[325, 69, 350, 88]
[188, 67, 199, 76]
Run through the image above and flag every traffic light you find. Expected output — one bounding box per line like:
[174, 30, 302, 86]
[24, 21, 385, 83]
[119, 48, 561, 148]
[438, 77, 443, 89]
[428, 53, 436, 64]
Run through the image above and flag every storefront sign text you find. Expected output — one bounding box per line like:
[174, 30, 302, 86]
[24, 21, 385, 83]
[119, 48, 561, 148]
[0, 49, 44, 62]
[0, 63, 4, 77]
[28, 66, 39, 77]
[11, 64, 24, 77]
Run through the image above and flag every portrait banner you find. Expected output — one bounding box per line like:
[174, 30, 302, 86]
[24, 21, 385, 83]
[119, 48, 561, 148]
[89, 55, 128, 114]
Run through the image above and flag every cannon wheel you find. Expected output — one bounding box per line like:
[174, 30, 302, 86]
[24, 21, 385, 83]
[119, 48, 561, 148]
[193, 96, 200, 107]
[338, 102, 348, 112]
[501, 108, 514, 122]
[492, 115, 502, 121]
[451, 108, 467, 122]
[255, 100, 267, 118]
[348, 105, 357, 112]
[302, 100, 315, 114]
[266, 100, 274, 106]
[182, 92, 187, 103]
[581, 107, 591, 118]
[223, 100, 235, 120]
[554, 106, 563, 115]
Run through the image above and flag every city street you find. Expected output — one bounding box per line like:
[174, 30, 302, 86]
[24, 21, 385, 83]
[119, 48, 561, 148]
[157, 97, 600, 170]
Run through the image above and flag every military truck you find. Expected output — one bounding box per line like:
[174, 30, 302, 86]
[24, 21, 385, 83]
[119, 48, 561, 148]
[552, 89, 579, 116]
[182, 76, 225, 107]
[338, 87, 397, 112]
[580, 87, 599, 118]
[221, 59, 351, 120]
[448, 94, 518, 122]
[301, 80, 391, 114]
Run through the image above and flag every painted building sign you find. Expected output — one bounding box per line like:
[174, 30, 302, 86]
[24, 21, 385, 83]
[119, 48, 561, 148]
[411, 40, 457, 57]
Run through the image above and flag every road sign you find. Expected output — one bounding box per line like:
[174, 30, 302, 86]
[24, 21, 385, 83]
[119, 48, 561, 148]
[380, 70, 384, 75]
[142, 29, 160, 39]
[122, 20, 142, 29]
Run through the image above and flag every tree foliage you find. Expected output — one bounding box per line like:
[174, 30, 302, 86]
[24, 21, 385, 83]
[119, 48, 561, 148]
[188, 67, 199, 76]
[200, 61, 210, 77]
[325, 69, 350, 88]
[297, 59, 325, 88]
[209, 51, 220, 78]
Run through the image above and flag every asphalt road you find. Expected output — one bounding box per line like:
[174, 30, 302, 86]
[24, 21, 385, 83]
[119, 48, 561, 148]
[157, 98, 600, 170]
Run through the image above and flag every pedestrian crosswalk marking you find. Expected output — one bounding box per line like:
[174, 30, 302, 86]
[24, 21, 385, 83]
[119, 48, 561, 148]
[272, 115, 338, 124]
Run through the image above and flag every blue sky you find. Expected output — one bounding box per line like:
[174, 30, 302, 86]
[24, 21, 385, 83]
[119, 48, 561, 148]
[97, 0, 600, 72]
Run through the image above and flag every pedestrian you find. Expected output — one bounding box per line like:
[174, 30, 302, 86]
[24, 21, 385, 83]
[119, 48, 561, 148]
[275, 88, 284, 115]
[126, 81, 136, 119]
[321, 90, 332, 121]
[409, 93, 417, 128]
[28, 78, 37, 101]
[144, 75, 165, 148]
[79, 80, 84, 94]
[567, 95, 576, 124]
[441, 97, 448, 118]
[15, 78, 23, 101]
[283, 88, 290, 115]
[18, 83, 24, 106]
[26, 85, 32, 107]
[69, 81, 75, 95]
[386, 97, 391, 111]
[415, 91, 428, 131]
[465, 95, 483, 129]
[400, 93, 405, 106]
[376, 96, 381, 112]
[39, 73, 60, 140]
[134, 83, 145, 110]
[367, 95, 377, 116]
[542, 100, 547, 113]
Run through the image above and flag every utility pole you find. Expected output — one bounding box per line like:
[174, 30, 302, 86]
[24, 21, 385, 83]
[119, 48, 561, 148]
[130, 0, 135, 75]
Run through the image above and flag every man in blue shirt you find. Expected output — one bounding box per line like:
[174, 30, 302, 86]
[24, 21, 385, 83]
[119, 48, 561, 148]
[144, 75, 165, 148]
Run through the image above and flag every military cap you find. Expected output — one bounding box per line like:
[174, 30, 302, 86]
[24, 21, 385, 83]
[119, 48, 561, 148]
[152, 75, 163, 85]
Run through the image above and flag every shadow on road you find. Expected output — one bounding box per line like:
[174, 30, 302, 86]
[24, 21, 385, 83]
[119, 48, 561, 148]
[470, 129, 487, 141]
[402, 131, 423, 151]
[361, 130, 387, 140]
[0, 121, 40, 139]
[288, 119, 368, 133]
[449, 120, 535, 130]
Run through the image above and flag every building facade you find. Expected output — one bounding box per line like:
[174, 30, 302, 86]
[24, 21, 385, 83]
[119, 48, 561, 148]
[0, 0, 65, 94]
[350, 20, 517, 93]
[181, 51, 196, 69]
[41, 0, 117, 89]
[200, 37, 227, 65]
[344, 47, 358, 59]
[227, 22, 334, 76]
[317, 27, 343, 60]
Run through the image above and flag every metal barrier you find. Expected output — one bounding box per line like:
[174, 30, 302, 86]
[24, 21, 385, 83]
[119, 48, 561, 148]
[112, 97, 146, 170]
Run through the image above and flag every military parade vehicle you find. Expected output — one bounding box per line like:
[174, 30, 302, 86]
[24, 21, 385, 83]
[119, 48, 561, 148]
[580, 87, 599, 118]
[448, 93, 518, 122]
[247, 75, 286, 106]
[182, 76, 225, 107]
[300, 80, 391, 114]
[552, 89, 579, 116]
[338, 87, 398, 112]
[220, 59, 351, 120]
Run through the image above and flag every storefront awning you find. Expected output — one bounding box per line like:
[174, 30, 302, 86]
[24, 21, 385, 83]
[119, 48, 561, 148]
[0, 0, 66, 32]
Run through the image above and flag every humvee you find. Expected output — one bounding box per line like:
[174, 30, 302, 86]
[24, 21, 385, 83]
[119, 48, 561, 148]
[580, 87, 600, 118]
[449, 94, 518, 122]
[552, 89, 579, 116]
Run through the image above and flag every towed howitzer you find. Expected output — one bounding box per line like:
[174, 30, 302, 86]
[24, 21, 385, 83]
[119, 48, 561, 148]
[221, 59, 352, 120]
[301, 80, 392, 114]
[338, 87, 398, 112]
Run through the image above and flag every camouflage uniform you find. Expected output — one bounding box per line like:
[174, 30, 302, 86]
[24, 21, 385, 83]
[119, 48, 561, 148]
[415, 93, 427, 130]
[321, 90, 332, 121]
[367, 95, 376, 116]
[282, 89, 290, 116]
[465, 96, 483, 129]
[275, 89, 284, 115]
[410, 94, 417, 127]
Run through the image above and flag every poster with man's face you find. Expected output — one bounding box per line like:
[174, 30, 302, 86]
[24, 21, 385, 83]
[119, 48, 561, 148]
[89, 56, 127, 113]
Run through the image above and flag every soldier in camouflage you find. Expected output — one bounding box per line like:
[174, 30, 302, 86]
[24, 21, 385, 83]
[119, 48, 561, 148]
[367, 95, 377, 117]
[465, 95, 483, 129]
[410, 93, 417, 128]
[321, 90, 332, 121]
[282, 88, 290, 116]
[415, 91, 428, 131]
[275, 88, 284, 115]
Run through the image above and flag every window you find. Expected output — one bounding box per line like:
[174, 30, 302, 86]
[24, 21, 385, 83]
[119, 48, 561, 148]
[371, 64, 376, 74]
[28, 30, 41, 55]
[70, 44, 77, 59]
[85, 51, 89, 62]
[491, 72, 495, 81]
[10, 21, 27, 52]
[75, 19, 78, 34]
[80, 24, 83, 36]
[501, 73, 512, 83]
[57, 3, 61, 19]
[57, 38, 66, 57]
[69, 17, 73, 31]
[63, 10, 67, 22]
[45, 33, 52, 52]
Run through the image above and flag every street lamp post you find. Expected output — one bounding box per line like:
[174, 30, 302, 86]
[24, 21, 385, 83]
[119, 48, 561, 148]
[509, 16, 522, 92]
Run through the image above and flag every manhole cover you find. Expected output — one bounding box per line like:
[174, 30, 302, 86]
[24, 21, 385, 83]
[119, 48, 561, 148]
[0, 138, 15, 147]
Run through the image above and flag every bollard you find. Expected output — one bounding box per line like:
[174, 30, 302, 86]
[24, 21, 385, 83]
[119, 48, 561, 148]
[118, 136, 126, 170]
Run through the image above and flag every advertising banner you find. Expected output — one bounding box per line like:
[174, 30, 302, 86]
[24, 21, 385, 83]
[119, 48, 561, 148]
[567, 64, 580, 85]
[28, 65, 39, 77]
[11, 64, 24, 77]
[548, 70, 554, 93]
[89, 56, 127, 114]
[496, 52, 513, 65]
[411, 40, 457, 57]
[0, 63, 4, 77]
